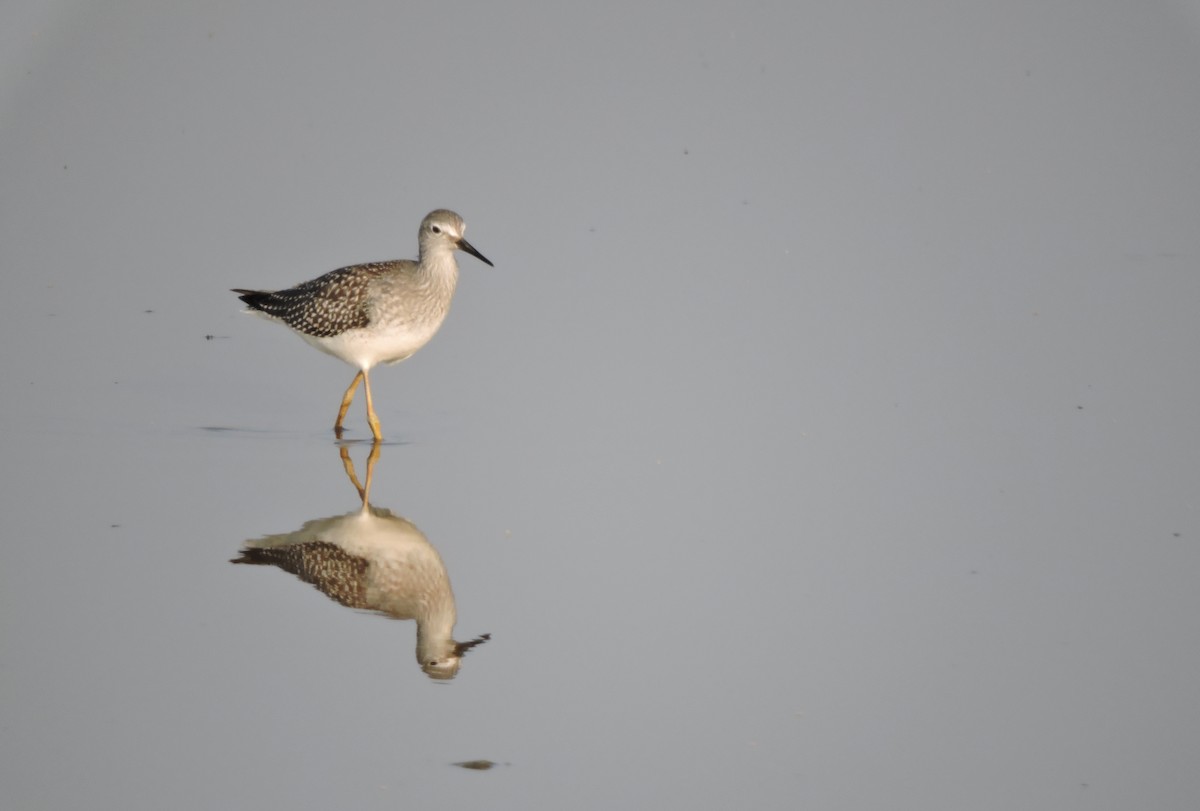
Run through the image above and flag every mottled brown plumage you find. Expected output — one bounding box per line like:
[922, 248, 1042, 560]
[232, 541, 370, 608]
[232, 503, 490, 679]
[233, 209, 492, 439]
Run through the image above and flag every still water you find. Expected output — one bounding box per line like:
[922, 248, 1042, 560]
[4, 2, 1200, 808]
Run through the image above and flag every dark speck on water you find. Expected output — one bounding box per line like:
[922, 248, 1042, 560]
[454, 760, 499, 771]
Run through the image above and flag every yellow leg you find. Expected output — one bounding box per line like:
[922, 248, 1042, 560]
[361, 440, 381, 504]
[334, 370, 364, 438]
[362, 368, 383, 441]
[338, 440, 381, 504]
[339, 444, 365, 500]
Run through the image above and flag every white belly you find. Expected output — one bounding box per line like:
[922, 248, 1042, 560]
[299, 318, 445, 370]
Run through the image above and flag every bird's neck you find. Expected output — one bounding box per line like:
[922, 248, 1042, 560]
[415, 598, 457, 657]
[416, 249, 460, 295]
[419, 247, 459, 277]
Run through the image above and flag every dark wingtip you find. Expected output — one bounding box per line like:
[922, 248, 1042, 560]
[233, 289, 270, 309]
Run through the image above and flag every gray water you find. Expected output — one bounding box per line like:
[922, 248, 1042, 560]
[3, 2, 1200, 809]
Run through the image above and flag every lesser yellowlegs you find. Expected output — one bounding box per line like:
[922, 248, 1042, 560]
[231, 444, 490, 680]
[233, 209, 492, 439]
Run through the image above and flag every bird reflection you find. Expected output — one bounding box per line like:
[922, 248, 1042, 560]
[232, 442, 489, 680]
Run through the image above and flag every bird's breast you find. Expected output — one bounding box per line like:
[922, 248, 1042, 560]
[300, 315, 448, 369]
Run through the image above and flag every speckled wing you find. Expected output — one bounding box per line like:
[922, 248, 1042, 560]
[232, 541, 370, 609]
[234, 262, 396, 338]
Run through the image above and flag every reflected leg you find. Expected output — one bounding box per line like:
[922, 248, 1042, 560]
[339, 444, 366, 502]
[338, 441, 381, 505]
[361, 440, 381, 504]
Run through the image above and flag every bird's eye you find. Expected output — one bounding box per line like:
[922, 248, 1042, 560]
[431, 226, 442, 234]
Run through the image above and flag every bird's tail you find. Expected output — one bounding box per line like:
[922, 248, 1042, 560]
[232, 288, 272, 311]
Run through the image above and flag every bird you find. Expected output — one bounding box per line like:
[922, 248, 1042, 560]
[231, 502, 490, 679]
[231, 443, 490, 680]
[233, 209, 492, 440]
